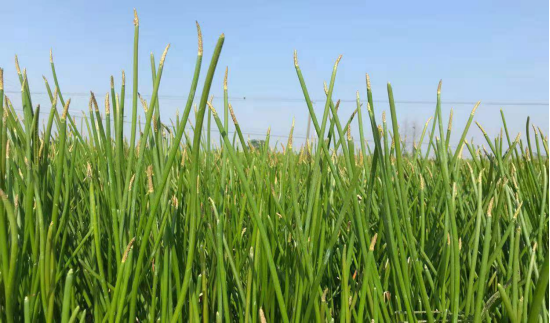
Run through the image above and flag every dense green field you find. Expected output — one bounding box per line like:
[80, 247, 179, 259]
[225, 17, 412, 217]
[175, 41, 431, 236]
[0, 12, 548, 323]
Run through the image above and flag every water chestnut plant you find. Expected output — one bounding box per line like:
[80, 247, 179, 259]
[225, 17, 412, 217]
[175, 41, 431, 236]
[0, 10, 548, 323]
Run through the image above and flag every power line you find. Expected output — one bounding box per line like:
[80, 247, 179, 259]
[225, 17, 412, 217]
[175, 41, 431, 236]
[3, 91, 549, 107]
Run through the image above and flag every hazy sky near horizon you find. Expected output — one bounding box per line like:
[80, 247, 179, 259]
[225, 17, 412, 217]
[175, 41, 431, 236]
[1, 0, 548, 148]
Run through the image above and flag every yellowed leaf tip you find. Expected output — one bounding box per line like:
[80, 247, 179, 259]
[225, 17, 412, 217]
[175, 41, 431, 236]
[366, 73, 371, 90]
[20, 75, 27, 92]
[147, 165, 154, 193]
[437, 79, 442, 94]
[128, 174, 136, 191]
[139, 93, 148, 113]
[196, 21, 203, 56]
[471, 101, 481, 115]
[52, 88, 58, 106]
[487, 197, 494, 217]
[293, 50, 298, 67]
[133, 9, 139, 26]
[259, 308, 267, 323]
[425, 116, 433, 128]
[207, 101, 217, 117]
[335, 54, 343, 68]
[14, 55, 22, 75]
[475, 122, 487, 135]
[50, 49, 53, 63]
[62, 99, 71, 120]
[512, 201, 523, 219]
[288, 118, 295, 149]
[369, 233, 378, 251]
[105, 93, 110, 114]
[224, 67, 228, 90]
[160, 44, 170, 66]
[321, 288, 329, 302]
[323, 82, 328, 95]
[0, 68, 3, 90]
[122, 238, 135, 263]
[448, 108, 454, 131]
[122, 70, 126, 86]
[87, 96, 93, 112]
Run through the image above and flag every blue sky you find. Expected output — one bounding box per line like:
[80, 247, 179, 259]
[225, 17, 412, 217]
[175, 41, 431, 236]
[1, 0, 548, 149]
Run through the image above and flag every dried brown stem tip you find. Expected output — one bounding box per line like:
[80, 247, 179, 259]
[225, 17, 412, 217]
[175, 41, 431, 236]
[122, 70, 126, 86]
[90, 91, 99, 111]
[229, 103, 238, 125]
[62, 99, 71, 120]
[110, 76, 114, 88]
[196, 21, 203, 56]
[293, 50, 298, 67]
